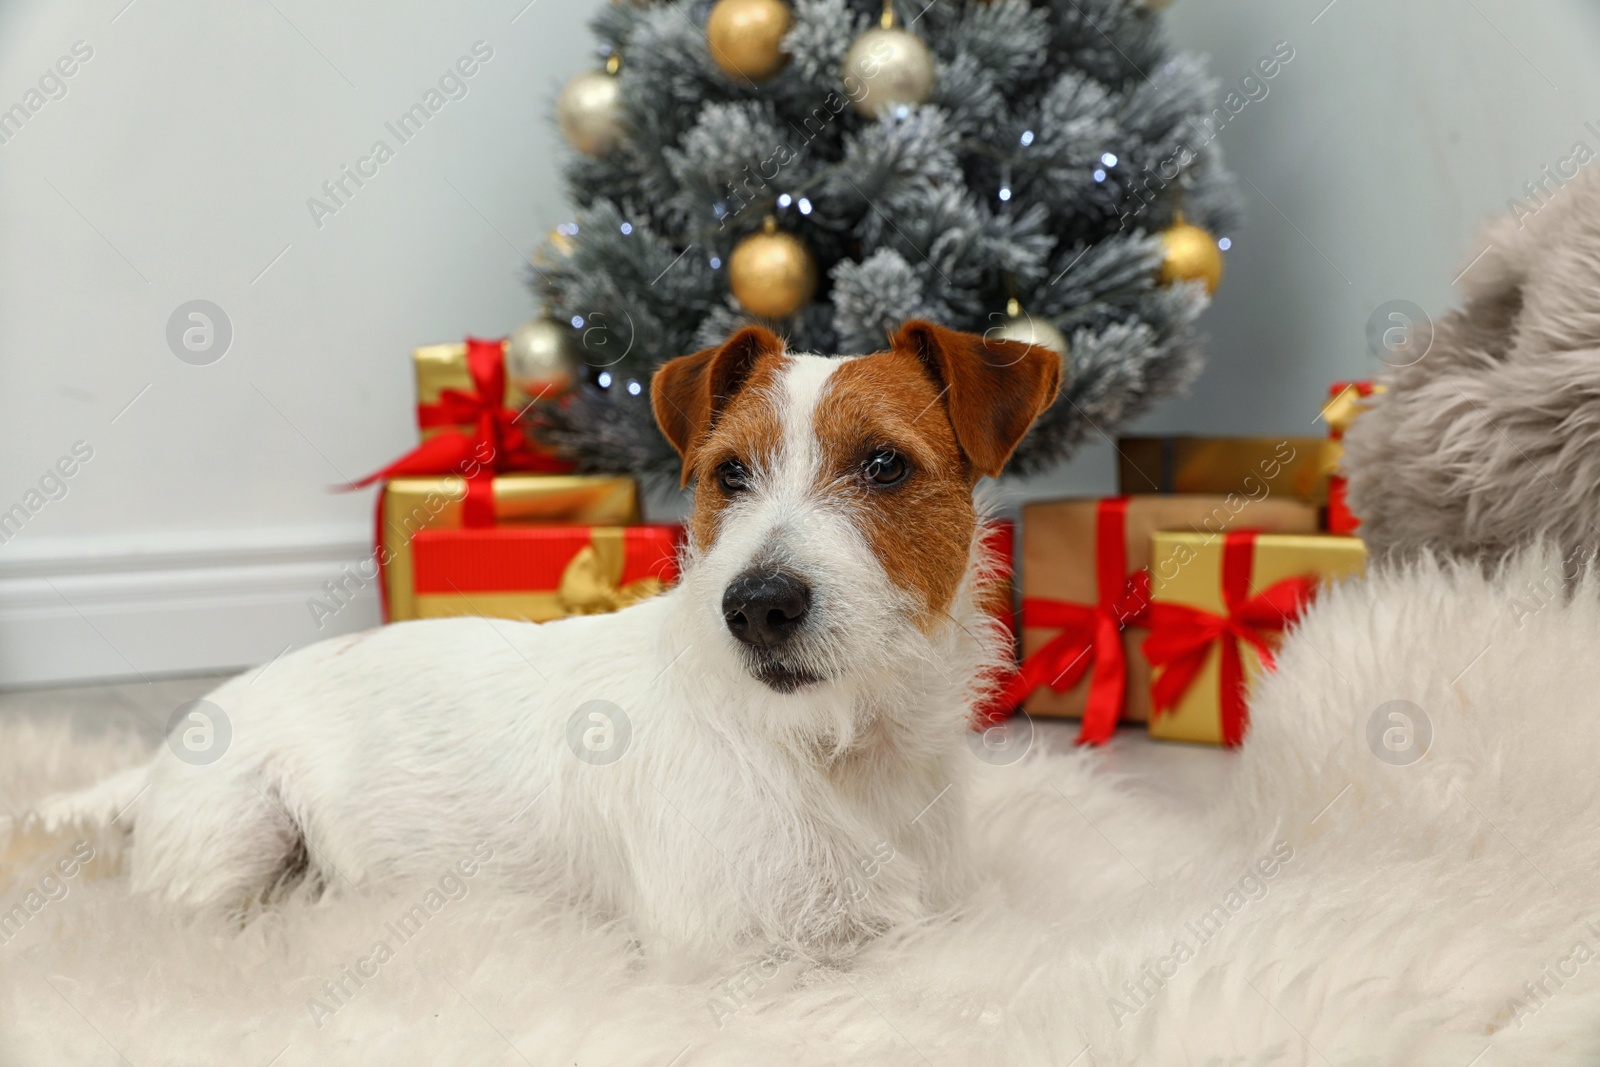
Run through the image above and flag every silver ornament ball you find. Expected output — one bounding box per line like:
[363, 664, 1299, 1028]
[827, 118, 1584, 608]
[993, 312, 1069, 358]
[557, 69, 623, 157]
[506, 316, 578, 396]
[843, 26, 936, 119]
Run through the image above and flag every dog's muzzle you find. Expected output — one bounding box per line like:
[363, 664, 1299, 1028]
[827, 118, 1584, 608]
[722, 569, 818, 691]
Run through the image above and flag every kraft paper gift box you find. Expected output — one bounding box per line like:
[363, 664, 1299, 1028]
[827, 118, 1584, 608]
[1321, 381, 1385, 535]
[1116, 437, 1343, 511]
[1007, 495, 1319, 744]
[405, 524, 683, 623]
[1143, 531, 1367, 746]
[379, 474, 638, 622]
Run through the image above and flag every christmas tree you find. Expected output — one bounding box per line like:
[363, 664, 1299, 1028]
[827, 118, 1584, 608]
[530, 0, 1239, 478]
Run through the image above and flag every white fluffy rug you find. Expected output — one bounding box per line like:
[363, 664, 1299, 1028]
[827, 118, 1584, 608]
[4, 548, 1600, 1066]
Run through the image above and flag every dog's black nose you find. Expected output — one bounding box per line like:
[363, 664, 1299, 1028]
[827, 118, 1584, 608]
[723, 570, 811, 649]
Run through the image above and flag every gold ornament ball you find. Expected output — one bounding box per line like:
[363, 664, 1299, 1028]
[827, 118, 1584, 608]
[506, 315, 578, 397]
[993, 311, 1069, 357]
[707, 0, 792, 81]
[728, 223, 817, 319]
[533, 226, 576, 268]
[557, 69, 623, 157]
[1159, 221, 1225, 295]
[843, 26, 936, 118]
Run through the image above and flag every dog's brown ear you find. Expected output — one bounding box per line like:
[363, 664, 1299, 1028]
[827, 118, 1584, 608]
[891, 319, 1062, 478]
[652, 325, 785, 487]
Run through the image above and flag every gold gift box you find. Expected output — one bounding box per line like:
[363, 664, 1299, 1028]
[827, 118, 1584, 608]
[1117, 437, 1343, 507]
[414, 342, 523, 439]
[1145, 531, 1367, 745]
[1020, 496, 1319, 722]
[381, 474, 638, 622]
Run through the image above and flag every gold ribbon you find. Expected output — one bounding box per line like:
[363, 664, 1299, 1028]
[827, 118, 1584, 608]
[558, 538, 664, 615]
[1320, 383, 1387, 435]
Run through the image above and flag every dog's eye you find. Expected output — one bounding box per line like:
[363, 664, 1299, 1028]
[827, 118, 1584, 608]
[863, 449, 908, 487]
[717, 460, 751, 494]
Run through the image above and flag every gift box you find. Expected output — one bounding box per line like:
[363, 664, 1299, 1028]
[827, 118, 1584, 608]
[413, 339, 526, 439]
[980, 520, 1017, 636]
[1321, 382, 1384, 535]
[1006, 495, 1319, 743]
[1117, 437, 1342, 508]
[971, 520, 1018, 728]
[406, 524, 682, 622]
[349, 337, 575, 496]
[1143, 531, 1367, 746]
[379, 474, 638, 622]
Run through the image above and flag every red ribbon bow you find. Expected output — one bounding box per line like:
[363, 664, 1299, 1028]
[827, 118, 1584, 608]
[346, 337, 570, 526]
[998, 498, 1153, 745]
[1142, 532, 1316, 748]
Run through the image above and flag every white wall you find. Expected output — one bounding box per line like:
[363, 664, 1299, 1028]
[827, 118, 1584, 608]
[3, 0, 1598, 686]
[0, 0, 602, 685]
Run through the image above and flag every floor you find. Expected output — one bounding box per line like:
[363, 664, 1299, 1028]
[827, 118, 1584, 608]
[0, 673, 237, 746]
[0, 674, 1236, 807]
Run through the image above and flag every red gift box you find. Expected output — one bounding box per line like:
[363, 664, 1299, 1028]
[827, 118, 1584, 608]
[404, 524, 682, 622]
[980, 520, 1016, 636]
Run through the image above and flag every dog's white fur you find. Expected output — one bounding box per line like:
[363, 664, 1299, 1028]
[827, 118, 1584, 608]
[22, 354, 1001, 958]
[5, 547, 1600, 1064]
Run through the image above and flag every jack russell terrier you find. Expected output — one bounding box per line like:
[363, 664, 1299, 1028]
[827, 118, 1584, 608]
[18, 320, 1059, 957]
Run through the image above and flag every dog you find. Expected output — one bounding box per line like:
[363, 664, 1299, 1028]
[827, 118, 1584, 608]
[15, 320, 1059, 958]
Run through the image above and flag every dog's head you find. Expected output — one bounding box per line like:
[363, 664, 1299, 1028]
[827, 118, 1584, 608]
[652, 320, 1059, 695]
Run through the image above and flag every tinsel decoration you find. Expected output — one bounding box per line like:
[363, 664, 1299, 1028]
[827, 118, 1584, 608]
[532, 0, 1241, 480]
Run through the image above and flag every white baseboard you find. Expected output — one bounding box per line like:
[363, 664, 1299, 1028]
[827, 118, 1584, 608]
[0, 528, 381, 689]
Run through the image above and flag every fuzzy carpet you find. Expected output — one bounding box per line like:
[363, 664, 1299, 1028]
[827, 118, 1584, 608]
[4, 548, 1600, 1066]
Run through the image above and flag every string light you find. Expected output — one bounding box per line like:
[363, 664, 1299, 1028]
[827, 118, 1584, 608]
[709, 255, 723, 269]
[619, 222, 633, 235]
[626, 380, 642, 395]
[570, 315, 585, 328]
[1092, 168, 1106, 183]
[1101, 152, 1118, 167]
[1218, 237, 1232, 251]
[998, 186, 1012, 201]
[777, 193, 793, 208]
[797, 197, 813, 215]
[597, 371, 613, 388]
[1020, 130, 1035, 147]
